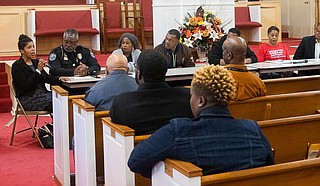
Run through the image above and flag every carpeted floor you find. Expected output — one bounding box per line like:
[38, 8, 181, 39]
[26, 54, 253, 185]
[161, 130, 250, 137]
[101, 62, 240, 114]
[0, 113, 74, 186]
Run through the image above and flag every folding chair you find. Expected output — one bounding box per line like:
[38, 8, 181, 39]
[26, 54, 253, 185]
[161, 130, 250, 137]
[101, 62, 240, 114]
[9, 84, 51, 148]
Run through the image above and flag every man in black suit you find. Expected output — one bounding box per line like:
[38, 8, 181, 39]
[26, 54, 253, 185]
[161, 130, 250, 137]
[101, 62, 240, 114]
[208, 28, 257, 65]
[293, 23, 320, 75]
[109, 49, 193, 135]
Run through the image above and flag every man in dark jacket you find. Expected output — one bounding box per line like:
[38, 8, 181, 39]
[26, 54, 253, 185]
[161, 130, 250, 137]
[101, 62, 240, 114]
[293, 23, 320, 75]
[208, 28, 257, 65]
[155, 29, 195, 68]
[110, 49, 193, 135]
[48, 28, 100, 76]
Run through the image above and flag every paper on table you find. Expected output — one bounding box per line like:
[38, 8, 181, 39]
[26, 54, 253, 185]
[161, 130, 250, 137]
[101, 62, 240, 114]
[66, 76, 101, 83]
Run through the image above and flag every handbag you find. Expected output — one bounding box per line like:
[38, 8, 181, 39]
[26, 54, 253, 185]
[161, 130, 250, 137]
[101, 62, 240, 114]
[38, 123, 54, 149]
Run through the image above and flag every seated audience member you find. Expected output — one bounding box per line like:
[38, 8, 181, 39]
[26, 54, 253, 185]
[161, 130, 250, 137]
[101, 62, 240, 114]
[208, 28, 257, 65]
[48, 28, 101, 77]
[258, 26, 292, 78]
[258, 26, 290, 62]
[110, 49, 194, 135]
[12, 34, 69, 113]
[293, 23, 320, 75]
[128, 65, 275, 178]
[84, 54, 138, 111]
[155, 29, 195, 68]
[223, 36, 267, 100]
[112, 33, 141, 73]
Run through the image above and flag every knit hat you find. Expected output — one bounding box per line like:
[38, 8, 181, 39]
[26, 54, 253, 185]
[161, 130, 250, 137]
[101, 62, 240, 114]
[118, 33, 139, 49]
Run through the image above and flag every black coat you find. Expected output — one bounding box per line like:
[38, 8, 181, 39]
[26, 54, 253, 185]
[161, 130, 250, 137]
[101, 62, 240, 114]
[293, 36, 316, 59]
[110, 82, 194, 135]
[208, 35, 258, 65]
[48, 45, 101, 76]
[12, 57, 60, 97]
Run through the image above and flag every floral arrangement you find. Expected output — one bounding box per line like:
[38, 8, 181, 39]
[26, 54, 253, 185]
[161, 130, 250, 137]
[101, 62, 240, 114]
[179, 6, 222, 52]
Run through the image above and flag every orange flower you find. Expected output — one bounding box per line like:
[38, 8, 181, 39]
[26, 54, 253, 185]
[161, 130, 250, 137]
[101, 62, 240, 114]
[185, 30, 192, 38]
[202, 29, 210, 37]
[189, 17, 198, 26]
[192, 27, 200, 34]
[197, 16, 203, 22]
[215, 18, 222, 25]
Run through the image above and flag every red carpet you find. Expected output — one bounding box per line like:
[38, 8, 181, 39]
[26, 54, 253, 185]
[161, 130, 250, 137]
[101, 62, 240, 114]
[0, 113, 74, 186]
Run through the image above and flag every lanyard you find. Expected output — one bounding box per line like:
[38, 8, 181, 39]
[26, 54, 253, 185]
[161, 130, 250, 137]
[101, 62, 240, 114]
[172, 53, 177, 68]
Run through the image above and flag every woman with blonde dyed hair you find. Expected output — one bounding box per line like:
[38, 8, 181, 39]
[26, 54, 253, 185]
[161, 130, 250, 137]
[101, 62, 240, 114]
[190, 65, 236, 116]
[128, 65, 274, 178]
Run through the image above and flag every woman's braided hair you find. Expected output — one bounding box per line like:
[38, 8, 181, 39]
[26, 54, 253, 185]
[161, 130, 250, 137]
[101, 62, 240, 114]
[192, 65, 236, 106]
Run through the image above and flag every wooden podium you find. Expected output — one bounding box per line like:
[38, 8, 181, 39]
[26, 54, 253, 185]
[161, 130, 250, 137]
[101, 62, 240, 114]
[152, 0, 235, 47]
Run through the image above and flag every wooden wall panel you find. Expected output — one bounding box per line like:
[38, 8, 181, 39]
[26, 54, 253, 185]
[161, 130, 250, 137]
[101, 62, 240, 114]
[0, 10, 26, 56]
[0, 5, 96, 57]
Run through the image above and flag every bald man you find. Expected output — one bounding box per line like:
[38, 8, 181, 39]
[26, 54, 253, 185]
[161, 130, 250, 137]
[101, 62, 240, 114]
[84, 54, 138, 111]
[223, 36, 267, 101]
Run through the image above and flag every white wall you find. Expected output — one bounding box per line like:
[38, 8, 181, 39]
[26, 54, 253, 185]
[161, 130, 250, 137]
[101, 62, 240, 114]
[152, 0, 235, 47]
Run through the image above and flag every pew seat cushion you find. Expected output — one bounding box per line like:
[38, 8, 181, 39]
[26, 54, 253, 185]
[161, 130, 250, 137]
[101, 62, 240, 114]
[236, 21, 262, 29]
[34, 10, 99, 36]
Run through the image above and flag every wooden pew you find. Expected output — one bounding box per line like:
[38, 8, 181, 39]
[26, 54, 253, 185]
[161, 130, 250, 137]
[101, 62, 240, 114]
[185, 75, 320, 95]
[152, 158, 320, 186]
[102, 113, 320, 186]
[52, 86, 84, 186]
[264, 75, 320, 95]
[72, 99, 109, 186]
[229, 90, 320, 121]
[102, 117, 151, 186]
[258, 114, 320, 163]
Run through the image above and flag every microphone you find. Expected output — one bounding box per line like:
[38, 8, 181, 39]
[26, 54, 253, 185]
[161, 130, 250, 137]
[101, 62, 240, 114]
[36, 57, 51, 69]
[45, 63, 52, 69]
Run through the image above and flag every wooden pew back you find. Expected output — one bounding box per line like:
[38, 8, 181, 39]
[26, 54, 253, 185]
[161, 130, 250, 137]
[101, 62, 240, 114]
[72, 99, 109, 186]
[102, 117, 151, 186]
[259, 114, 320, 163]
[52, 86, 70, 185]
[264, 75, 320, 95]
[52, 86, 85, 185]
[229, 90, 320, 121]
[150, 111, 320, 185]
[152, 158, 320, 186]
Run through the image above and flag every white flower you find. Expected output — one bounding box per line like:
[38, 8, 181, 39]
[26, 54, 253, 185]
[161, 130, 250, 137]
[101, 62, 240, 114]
[209, 31, 219, 39]
[183, 37, 194, 47]
[193, 31, 202, 41]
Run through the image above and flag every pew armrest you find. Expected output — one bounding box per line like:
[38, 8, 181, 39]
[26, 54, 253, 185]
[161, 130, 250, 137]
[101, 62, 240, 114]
[52, 85, 68, 96]
[152, 159, 202, 186]
[153, 158, 320, 186]
[72, 98, 95, 112]
[68, 94, 85, 100]
[102, 117, 135, 136]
